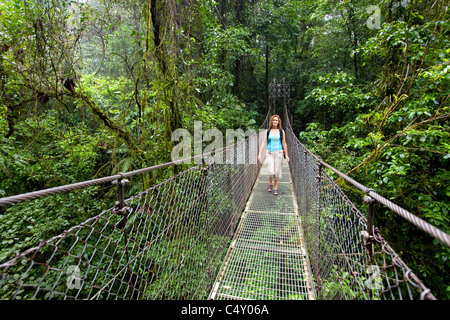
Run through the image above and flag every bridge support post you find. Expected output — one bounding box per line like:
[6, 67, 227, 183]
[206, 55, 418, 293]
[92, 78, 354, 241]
[363, 195, 375, 258]
[112, 173, 138, 298]
[112, 173, 130, 229]
[303, 149, 308, 216]
[314, 161, 323, 288]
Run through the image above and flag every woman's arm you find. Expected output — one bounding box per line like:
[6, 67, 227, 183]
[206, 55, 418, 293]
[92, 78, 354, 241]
[258, 131, 267, 163]
[282, 130, 290, 163]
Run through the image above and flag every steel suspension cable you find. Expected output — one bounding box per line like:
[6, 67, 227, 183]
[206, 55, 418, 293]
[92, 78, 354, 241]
[283, 102, 450, 248]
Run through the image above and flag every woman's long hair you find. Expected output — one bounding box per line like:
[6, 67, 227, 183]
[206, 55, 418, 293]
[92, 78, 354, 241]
[269, 114, 282, 129]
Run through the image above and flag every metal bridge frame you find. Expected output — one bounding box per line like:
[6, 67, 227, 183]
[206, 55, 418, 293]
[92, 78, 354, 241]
[269, 78, 291, 129]
[0, 79, 449, 300]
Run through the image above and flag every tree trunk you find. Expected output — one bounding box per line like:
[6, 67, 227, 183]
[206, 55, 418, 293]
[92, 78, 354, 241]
[147, 0, 181, 154]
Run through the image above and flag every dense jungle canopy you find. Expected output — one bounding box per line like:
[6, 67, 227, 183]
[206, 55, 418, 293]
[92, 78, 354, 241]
[0, 0, 449, 299]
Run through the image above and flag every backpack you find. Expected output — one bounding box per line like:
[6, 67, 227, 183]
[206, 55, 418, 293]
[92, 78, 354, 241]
[267, 128, 286, 159]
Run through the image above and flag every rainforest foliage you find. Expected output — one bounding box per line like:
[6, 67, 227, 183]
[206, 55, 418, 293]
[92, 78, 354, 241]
[0, 0, 448, 298]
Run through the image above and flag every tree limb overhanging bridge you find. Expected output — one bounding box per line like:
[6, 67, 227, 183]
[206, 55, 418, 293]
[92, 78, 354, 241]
[1, 79, 449, 300]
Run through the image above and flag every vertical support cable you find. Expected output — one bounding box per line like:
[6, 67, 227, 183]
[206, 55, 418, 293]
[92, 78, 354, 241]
[315, 160, 323, 291]
[112, 173, 129, 229]
[111, 173, 137, 298]
[303, 149, 309, 217]
[363, 195, 376, 260]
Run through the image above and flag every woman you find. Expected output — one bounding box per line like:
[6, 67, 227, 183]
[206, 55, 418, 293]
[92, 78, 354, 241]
[258, 115, 290, 195]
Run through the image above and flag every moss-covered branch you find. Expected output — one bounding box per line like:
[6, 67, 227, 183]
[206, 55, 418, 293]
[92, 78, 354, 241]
[75, 91, 143, 155]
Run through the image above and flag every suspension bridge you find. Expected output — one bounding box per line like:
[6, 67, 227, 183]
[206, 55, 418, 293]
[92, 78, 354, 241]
[0, 79, 449, 300]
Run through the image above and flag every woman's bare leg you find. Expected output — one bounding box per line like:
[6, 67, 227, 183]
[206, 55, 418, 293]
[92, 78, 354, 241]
[273, 179, 279, 195]
[268, 177, 273, 192]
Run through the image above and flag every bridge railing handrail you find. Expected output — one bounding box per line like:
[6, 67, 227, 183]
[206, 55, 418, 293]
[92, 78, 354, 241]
[278, 83, 450, 248]
[284, 119, 450, 248]
[0, 147, 246, 207]
[0, 113, 271, 208]
[0, 157, 188, 207]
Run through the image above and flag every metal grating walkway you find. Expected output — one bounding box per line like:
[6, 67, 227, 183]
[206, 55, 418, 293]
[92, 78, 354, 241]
[209, 158, 316, 300]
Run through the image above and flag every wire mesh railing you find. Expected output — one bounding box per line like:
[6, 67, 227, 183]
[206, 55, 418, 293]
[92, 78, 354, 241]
[0, 127, 267, 300]
[285, 124, 440, 300]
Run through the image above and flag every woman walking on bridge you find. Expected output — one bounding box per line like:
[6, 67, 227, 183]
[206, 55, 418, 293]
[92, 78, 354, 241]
[258, 114, 289, 195]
